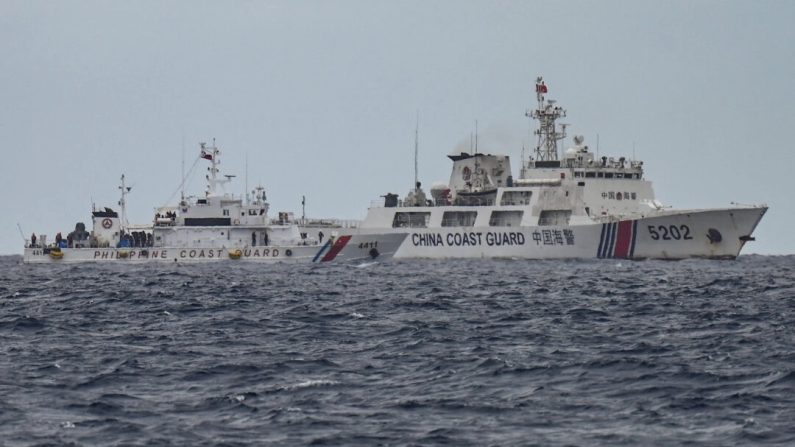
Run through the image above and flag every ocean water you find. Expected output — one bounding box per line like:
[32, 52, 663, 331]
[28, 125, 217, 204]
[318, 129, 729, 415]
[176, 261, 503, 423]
[1, 255, 794, 446]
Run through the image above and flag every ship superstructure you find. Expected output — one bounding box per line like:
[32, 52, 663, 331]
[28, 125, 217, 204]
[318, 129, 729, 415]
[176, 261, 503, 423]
[520, 76, 657, 217]
[23, 141, 405, 263]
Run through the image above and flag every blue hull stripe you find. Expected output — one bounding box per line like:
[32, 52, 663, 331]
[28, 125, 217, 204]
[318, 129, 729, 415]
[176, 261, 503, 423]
[312, 240, 332, 263]
[597, 223, 608, 258]
[629, 220, 638, 258]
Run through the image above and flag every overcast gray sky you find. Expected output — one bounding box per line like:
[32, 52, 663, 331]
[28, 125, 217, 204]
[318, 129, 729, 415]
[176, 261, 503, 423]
[3, 0, 793, 255]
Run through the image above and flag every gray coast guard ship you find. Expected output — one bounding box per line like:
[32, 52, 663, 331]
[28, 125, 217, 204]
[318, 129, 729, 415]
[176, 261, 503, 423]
[23, 141, 405, 264]
[354, 77, 767, 259]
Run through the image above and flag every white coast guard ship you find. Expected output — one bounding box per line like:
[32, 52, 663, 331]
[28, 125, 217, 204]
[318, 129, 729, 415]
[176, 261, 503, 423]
[23, 141, 405, 264]
[356, 77, 767, 260]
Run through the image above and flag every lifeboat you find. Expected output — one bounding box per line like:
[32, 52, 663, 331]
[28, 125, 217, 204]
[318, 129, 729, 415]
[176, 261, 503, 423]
[228, 249, 242, 259]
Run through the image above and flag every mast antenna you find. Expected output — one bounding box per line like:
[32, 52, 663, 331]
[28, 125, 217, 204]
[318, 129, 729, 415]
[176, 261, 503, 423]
[245, 152, 249, 204]
[181, 131, 185, 201]
[475, 120, 479, 154]
[596, 133, 600, 159]
[414, 111, 419, 189]
[16, 223, 27, 244]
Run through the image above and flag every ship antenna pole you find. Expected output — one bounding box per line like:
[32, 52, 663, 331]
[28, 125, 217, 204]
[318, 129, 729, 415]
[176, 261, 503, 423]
[245, 152, 249, 204]
[475, 120, 478, 154]
[414, 111, 419, 190]
[596, 133, 600, 159]
[16, 223, 27, 244]
[181, 131, 185, 201]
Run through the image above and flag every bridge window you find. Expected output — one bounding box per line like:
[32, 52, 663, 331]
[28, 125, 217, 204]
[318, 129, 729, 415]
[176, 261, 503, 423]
[538, 210, 572, 226]
[441, 211, 477, 227]
[489, 210, 523, 227]
[500, 190, 532, 205]
[392, 212, 431, 228]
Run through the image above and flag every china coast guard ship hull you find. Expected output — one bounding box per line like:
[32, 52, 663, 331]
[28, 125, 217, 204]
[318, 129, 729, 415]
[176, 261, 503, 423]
[23, 141, 405, 264]
[354, 78, 766, 260]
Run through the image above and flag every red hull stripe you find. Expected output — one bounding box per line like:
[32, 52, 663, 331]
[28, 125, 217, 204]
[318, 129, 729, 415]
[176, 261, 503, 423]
[613, 220, 633, 258]
[321, 235, 352, 262]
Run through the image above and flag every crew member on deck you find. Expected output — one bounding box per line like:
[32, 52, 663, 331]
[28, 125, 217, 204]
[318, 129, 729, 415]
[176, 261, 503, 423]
[30, 233, 36, 247]
[318, 231, 324, 244]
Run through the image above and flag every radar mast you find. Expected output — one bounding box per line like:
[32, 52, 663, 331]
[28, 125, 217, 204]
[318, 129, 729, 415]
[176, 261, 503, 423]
[200, 139, 231, 197]
[118, 174, 132, 231]
[526, 76, 567, 161]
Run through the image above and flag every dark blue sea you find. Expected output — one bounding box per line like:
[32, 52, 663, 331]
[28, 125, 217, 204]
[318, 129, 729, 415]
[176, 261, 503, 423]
[1, 255, 794, 446]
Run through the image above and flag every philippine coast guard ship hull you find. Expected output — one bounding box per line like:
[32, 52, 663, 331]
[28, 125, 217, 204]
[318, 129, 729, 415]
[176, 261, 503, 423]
[23, 234, 404, 264]
[355, 77, 766, 260]
[23, 141, 405, 264]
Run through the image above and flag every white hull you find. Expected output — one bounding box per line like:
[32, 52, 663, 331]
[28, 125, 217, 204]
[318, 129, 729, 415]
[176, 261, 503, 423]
[23, 233, 406, 264]
[356, 207, 766, 260]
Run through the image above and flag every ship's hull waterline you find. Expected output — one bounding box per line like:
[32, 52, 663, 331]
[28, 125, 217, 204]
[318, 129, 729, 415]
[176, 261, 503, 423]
[357, 207, 766, 260]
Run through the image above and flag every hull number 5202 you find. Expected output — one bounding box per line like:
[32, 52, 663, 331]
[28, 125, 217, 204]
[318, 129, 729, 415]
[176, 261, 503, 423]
[648, 224, 693, 241]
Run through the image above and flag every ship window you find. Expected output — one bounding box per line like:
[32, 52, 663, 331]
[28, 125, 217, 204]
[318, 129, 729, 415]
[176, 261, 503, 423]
[597, 172, 604, 178]
[499, 190, 532, 206]
[604, 172, 614, 178]
[392, 212, 431, 228]
[585, 171, 596, 178]
[223, 209, 229, 216]
[538, 210, 572, 226]
[489, 210, 523, 227]
[441, 211, 477, 227]
[574, 171, 582, 178]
